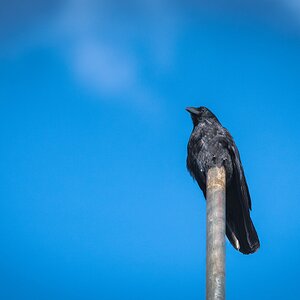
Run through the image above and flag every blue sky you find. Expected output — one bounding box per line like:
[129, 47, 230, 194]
[1, 1, 300, 299]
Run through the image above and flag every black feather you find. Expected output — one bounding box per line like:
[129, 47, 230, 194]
[186, 106, 260, 254]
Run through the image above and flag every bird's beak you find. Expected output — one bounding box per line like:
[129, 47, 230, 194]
[186, 107, 199, 115]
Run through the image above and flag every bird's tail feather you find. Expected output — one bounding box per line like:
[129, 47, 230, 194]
[226, 183, 260, 254]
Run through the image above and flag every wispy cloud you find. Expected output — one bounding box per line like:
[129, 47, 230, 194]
[72, 41, 138, 95]
[48, 0, 180, 107]
[2, 0, 300, 107]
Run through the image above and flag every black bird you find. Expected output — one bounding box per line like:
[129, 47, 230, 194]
[186, 106, 260, 254]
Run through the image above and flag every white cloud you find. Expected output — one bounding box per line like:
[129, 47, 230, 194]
[43, 0, 180, 106]
[72, 41, 138, 94]
[278, 0, 300, 21]
[3, 0, 300, 107]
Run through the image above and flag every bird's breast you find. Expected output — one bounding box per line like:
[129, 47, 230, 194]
[188, 128, 233, 184]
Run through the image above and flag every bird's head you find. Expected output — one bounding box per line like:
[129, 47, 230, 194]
[186, 106, 218, 126]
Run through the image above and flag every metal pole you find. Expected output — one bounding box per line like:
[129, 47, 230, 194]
[206, 166, 226, 300]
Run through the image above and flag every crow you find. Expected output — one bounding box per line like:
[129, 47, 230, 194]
[186, 106, 260, 254]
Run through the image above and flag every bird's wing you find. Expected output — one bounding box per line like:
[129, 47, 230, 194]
[218, 129, 259, 254]
[223, 130, 252, 210]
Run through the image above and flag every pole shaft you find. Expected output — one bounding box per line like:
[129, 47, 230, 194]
[206, 166, 226, 300]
